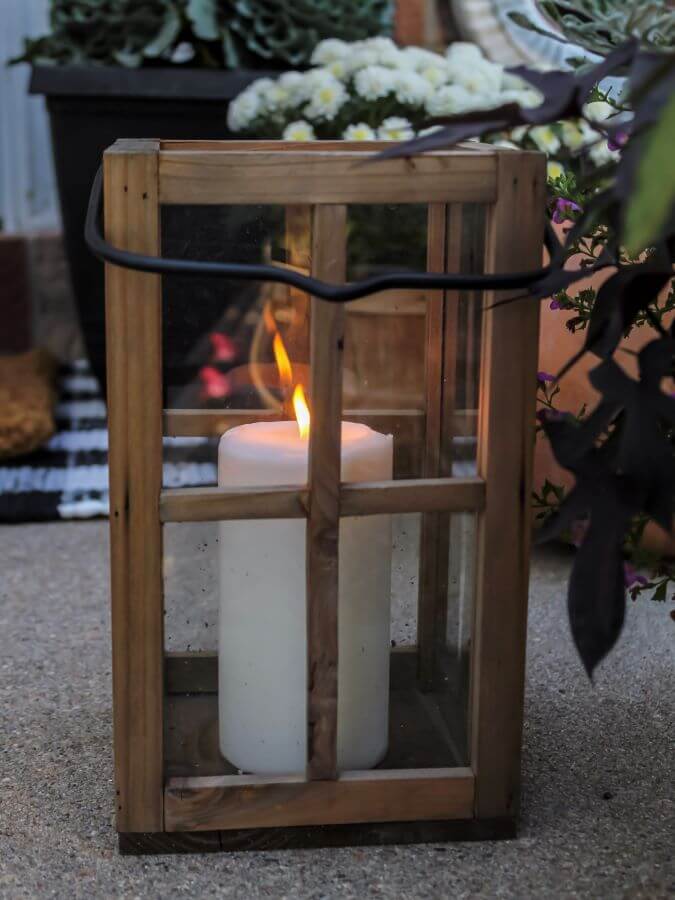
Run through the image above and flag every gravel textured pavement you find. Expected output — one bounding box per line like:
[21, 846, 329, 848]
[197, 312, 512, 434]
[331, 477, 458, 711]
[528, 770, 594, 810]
[0, 521, 672, 899]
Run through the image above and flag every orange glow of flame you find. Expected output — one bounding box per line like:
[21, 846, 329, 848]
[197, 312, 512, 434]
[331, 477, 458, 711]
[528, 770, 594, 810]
[272, 331, 293, 393]
[293, 384, 310, 439]
[267, 302, 310, 438]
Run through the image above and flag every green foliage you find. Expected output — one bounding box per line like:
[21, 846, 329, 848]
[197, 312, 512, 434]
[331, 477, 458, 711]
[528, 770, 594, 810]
[186, 0, 394, 68]
[14, 0, 183, 67]
[12, 0, 394, 69]
[510, 0, 675, 56]
[624, 89, 675, 255]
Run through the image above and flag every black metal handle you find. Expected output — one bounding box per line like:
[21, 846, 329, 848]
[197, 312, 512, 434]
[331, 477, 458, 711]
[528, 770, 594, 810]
[85, 166, 558, 302]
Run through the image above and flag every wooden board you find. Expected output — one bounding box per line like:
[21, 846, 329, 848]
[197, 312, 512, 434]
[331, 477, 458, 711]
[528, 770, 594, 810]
[306, 205, 347, 781]
[164, 768, 474, 832]
[417, 203, 448, 689]
[470, 151, 545, 820]
[159, 150, 498, 206]
[158, 477, 485, 522]
[119, 817, 516, 854]
[104, 138, 164, 833]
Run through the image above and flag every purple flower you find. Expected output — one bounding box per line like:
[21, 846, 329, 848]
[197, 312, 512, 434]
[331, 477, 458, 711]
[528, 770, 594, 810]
[608, 130, 628, 152]
[550, 298, 562, 310]
[537, 371, 556, 384]
[623, 562, 648, 589]
[552, 197, 582, 224]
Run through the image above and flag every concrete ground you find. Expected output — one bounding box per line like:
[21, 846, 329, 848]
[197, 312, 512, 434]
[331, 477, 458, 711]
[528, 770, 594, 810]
[0, 521, 672, 899]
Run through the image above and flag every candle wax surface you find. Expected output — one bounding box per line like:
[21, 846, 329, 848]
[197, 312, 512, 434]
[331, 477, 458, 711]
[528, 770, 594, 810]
[218, 419, 394, 775]
[217, 419, 392, 486]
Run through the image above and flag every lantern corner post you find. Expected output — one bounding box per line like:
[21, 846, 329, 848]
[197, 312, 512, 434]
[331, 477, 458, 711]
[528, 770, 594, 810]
[104, 139, 165, 833]
[470, 150, 546, 822]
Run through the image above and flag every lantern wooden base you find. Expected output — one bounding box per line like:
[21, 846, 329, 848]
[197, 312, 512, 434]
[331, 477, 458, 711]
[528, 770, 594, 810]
[119, 817, 516, 855]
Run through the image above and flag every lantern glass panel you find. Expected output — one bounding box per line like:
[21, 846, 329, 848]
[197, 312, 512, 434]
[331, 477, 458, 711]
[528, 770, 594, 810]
[336, 510, 474, 770]
[162, 507, 475, 776]
[161, 202, 303, 412]
[341, 203, 487, 482]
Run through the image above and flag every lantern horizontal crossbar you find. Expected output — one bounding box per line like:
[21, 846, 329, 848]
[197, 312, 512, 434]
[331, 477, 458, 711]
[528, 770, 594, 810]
[102, 139, 545, 854]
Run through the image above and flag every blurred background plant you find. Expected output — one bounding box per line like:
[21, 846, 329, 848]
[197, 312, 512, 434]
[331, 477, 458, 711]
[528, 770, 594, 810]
[509, 0, 674, 59]
[12, 0, 395, 69]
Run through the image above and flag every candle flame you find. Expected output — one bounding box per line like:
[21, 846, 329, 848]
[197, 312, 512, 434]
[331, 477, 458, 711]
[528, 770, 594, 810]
[293, 384, 311, 439]
[273, 332, 293, 393]
[268, 302, 310, 438]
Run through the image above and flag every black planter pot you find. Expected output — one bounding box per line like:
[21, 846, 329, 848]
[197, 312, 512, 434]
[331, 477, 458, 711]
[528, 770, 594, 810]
[30, 65, 278, 393]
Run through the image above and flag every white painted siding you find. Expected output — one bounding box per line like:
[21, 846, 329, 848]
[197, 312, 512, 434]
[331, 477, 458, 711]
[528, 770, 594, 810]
[0, 0, 59, 233]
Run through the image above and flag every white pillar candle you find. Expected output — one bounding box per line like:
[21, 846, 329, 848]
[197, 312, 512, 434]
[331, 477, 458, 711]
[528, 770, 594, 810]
[218, 420, 393, 775]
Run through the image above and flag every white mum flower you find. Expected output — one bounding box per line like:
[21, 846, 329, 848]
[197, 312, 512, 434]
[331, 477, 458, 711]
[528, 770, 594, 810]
[226, 89, 260, 131]
[283, 120, 316, 141]
[450, 59, 503, 96]
[420, 64, 449, 88]
[343, 122, 376, 141]
[499, 88, 542, 109]
[377, 116, 415, 141]
[278, 71, 305, 96]
[249, 77, 276, 97]
[354, 65, 396, 101]
[511, 125, 529, 142]
[547, 160, 565, 181]
[348, 41, 380, 70]
[400, 46, 446, 71]
[589, 140, 620, 167]
[361, 36, 402, 66]
[263, 83, 295, 112]
[425, 84, 474, 117]
[501, 71, 529, 91]
[394, 70, 432, 106]
[560, 120, 586, 151]
[296, 67, 342, 102]
[446, 42, 485, 66]
[304, 76, 348, 121]
[584, 100, 616, 123]
[529, 125, 561, 154]
[311, 38, 350, 65]
[326, 58, 352, 81]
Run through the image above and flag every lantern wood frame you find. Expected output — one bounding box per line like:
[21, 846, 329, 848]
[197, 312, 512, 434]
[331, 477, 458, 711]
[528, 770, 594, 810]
[103, 139, 545, 854]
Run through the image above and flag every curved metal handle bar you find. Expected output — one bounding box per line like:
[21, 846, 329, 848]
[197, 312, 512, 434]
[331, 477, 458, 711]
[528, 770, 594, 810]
[85, 166, 558, 302]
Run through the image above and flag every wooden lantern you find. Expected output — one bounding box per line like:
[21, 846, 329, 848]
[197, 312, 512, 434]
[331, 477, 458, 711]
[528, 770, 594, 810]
[103, 139, 545, 853]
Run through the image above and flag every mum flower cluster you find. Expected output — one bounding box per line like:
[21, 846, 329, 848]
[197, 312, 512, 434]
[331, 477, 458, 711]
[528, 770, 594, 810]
[226, 37, 623, 176]
[227, 37, 540, 141]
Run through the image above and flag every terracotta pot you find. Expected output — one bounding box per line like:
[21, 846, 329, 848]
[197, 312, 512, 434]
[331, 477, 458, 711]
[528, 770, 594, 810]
[536, 226, 675, 555]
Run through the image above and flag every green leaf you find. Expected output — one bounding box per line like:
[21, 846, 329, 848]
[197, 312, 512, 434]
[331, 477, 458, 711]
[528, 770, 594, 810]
[143, 8, 182, 58]
[652, 581, 668, 602]
[623, 89, 675, 255]
[186, 0, 219, 41]
[507, 11, 564, 43]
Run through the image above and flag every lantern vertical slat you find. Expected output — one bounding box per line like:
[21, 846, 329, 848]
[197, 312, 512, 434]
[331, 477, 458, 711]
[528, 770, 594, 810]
[470, 152, 545, 819]
[103, 139, 165, 832]
[441, 204, 465, 476]
[440, 203, 473, 746]
[417, 203, 447, 689]
[283, 205, 312, 365]
[306, 204, 347, 781]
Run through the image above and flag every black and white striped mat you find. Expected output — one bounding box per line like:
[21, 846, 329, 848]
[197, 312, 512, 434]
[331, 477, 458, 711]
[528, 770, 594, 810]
[0, 361, 218, 523]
